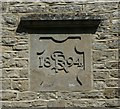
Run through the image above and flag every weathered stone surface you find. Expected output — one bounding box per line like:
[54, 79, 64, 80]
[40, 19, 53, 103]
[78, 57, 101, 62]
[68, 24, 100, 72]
[2, 69, 28, 78]
[21, 13, 101, 20]
[19, 69, 29, 78]
[15, 34, 29, 39]
[105, 62, 118, 69]
[110, 70, 119, 78]
[37, 92, 57, 100]
[94, 34, 112, 40]
[97, 26, 110, 33]
[93, 41, 108, 50]
[112, 10, 119, 18]
[15, 59, 28, 68]
[93, 63, 106, 69]
[47, 100, 65, 107]
[111, 25, 119, 33]
[49, 5, 82, 13]
[12, 79, 29, 91]
[2, 69, 19, 78]
[106, 79, 118, 87]
[105, 50, 118, 61]
[1, 102, 12, 107]
[2, 91, 17, 101]
[2, 29, 15, 36]
[2, 37, 16, 45]
[17, 38, 28, 45]
[94, 80, 106, 90]
[2, 53, 11, 59]
[107, 39, 119, 49]
[2, 79, 11, 90]
[2, 101, 32, 107]
[65, 99, 106, 107]
[93, 51, 107, 62]
[9, 5, 49, 13]
[3, 59, 15, 68]
[31, 100, 47, 107]
[13, 45, 28, 51]
[2, 51, 28, 59]
[1, 2, 9, 13]
[17, 92, 37, 100]
[93, 71, 109, 79]
[1, 46, 13, 52]
[17, 51, 29, 58]
[57, 91, 105, 100]
[2, 14, 19, 27]
[104, 88, 119, 99]
[105, 99, 119, 107]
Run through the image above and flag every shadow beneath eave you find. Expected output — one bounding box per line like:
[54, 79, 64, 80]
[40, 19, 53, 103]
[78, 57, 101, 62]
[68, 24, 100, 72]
[16, 20, 101, 34]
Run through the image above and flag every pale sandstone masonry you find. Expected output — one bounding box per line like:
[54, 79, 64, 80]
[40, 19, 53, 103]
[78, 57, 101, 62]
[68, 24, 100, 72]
[0, 1, 120, 108]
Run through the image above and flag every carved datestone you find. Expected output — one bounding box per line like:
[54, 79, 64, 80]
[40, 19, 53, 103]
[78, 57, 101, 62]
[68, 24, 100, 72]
[30, 34, 92, 91]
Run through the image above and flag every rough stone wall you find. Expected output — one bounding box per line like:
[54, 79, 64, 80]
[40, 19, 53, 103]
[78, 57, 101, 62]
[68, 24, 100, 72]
[0, 1, 120, 108]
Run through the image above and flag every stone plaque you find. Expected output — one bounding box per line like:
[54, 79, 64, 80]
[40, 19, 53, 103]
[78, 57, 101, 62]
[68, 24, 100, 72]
[30, 34, 92, 91]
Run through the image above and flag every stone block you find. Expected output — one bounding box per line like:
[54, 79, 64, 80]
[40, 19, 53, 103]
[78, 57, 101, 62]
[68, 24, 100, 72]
[93, 71, 109, 79]
[93, 63, 106, 69]
[84, 91, 105, 99]
[95, 34, 112, 40]
[9, 5, 49, 13]
[3, 59, 16, 68]
[5, 101, 32, 107]
[94, 80, 106, 90]
[31, 100, 47, 107]
[19, 69, 29, 78]
[2, 52, 11, 59]
[2, 69, 19, 78]
[105, 99, 120, 107]
[2, 91, 17, 101]
[12, 79, 29, 91]
[105, 62, 118, 69]
[2, 69, 28, 78]
[65, 99, 107, 107]
[2, 29, 14, 36]
[93, 42, 108, 50]
[49, 5, 82, 13]
[47, 100, 65, 107]
[106, 79, 118, 87]
[15, 59, 28, 68]
[37, 92, 57, 100]
[105, 50, 118, 61]
[2, 13, 19, 27]
[104, 88, 119, 99]
[57, 91, 104, 100]
[1, 102, 12, 107]
[13, 45, 28, 51]
[17, 92, 37, 100]
[93, 51, 107, 62]
[17, 51, 29, 58]
[2, 46, 13, 52]
[110, 70, 119, 78]
[2, 37, 16, 45]
[112, 10, 119, 18]
[1, 2, 9, 13]
[107, 39, 119, 49]
[2, 79, 11, 90]
[65, 100, 92, 107]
